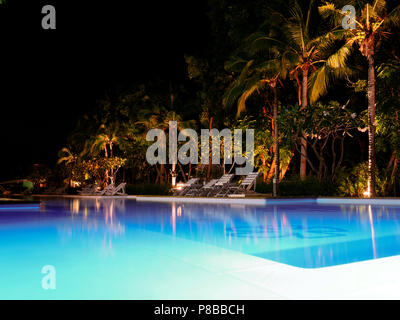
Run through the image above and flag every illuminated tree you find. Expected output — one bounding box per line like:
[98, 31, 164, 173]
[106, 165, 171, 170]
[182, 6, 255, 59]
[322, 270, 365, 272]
[319, 0, 400, 196]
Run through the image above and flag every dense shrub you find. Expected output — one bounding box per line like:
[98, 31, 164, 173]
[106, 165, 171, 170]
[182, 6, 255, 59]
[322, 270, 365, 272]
[126, 183, 171, 195]
[256, 176, 335, 197]
[335, 162, 385, 197]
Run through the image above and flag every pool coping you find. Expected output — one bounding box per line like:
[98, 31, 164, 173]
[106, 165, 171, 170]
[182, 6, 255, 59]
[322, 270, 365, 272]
[134, 196, 400, 206]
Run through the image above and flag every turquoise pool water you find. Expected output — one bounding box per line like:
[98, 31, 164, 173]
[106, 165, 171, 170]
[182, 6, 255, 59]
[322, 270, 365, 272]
[0, 198, 400, 299]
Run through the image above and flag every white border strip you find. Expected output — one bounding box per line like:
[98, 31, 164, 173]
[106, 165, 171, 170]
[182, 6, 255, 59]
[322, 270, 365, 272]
[136, 196, 400, 206]
[135, 196, 317, 205]
[317, 198, 400, 206]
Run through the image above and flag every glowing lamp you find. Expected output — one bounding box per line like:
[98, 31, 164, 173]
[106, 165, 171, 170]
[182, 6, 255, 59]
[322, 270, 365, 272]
[171, 172, 177, 187]
[175, 182, 185, 191]
[363, 182, 371, 198]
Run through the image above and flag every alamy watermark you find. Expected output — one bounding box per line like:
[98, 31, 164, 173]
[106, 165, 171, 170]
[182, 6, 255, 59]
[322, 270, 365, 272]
[41, 5, 56, 30]
[146, 121, 254, 175]
[342, 5, 356, 30]
[41, 265, 56, 290]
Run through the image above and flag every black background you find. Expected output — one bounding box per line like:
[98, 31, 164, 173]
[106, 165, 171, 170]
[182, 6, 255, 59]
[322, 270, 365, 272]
[0, 0, 209, 180]
[0, 300, 397, 316]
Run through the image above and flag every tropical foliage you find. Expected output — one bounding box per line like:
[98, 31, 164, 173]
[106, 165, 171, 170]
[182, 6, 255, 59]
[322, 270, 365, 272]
[52, 0, 400, 197]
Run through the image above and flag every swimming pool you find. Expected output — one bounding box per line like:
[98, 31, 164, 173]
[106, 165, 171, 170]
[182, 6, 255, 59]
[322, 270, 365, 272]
[1, 197, 400, 299]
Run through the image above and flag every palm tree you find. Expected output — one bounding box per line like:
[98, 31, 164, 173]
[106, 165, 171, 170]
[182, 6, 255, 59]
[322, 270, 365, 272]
[272, 0, 356, 180]
[136, 107, 195, 184]
[319, 0, 400, 197]
[83, 123, 122, 185]
[224, 49, 284, 196]
[225, 0, 353, 184]
[90, 127, 120, 158]
[57, 147, 78, 188]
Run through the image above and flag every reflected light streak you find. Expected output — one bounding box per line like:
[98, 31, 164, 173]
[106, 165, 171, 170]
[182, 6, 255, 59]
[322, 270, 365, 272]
[171, 203, 176, 237]
[281, 213, 292, 236]
[177, 206, 182, 217]
[368, 205, 377, 259]
[95, 199, 101, 212]
[263, 216, 268, 238]
[272, 217, 279, 236]
[71, 199, 80, 214]
[223, 221, 226, 240]
[104, 201, 115, 227]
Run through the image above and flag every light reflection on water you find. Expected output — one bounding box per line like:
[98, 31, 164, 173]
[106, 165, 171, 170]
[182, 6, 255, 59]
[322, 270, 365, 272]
[20, 198, 400, 268]
[2, 198, 400, 298]
[1, 199, 400, 277]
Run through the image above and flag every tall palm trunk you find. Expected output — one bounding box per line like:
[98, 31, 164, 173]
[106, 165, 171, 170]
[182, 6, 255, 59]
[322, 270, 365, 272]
[207, 116, 214, 179]
[299, 67, 309, 181]
[367, 54, 376, 197]
[160, 164, 166, 184]
[109, 141, 114, 185]
[272, 85, 279, 197]
[266, 157, 276, 183]
[104, 145, 109, 186]
[280, 147, 295, 181]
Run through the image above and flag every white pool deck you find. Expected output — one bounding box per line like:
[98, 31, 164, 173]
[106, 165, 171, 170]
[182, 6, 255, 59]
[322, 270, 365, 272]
[33, 195, 400, 299]
[144, 235, 400, 300]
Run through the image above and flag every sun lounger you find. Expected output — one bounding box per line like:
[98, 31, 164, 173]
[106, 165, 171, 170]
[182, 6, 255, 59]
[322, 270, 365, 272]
[185, 179, 218, 197]
[218, 172, 259, 197]
[206, 174, 234, 197]
[78, 183, 100, 195]
[173, 178, 200, 196]
[104, 183, 127, 196]
[94, 184, 115, 196]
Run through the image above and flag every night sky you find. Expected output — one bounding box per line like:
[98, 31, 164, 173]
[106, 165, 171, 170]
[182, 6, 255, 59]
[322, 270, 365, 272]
[0, 0, 208, 180]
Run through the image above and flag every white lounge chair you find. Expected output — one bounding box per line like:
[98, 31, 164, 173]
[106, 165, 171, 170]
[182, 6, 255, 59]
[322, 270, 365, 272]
[173, 178, 200, 196]
[78, 183, 100, 195]
[220, 172, 259, 197]
[185, 179, 218, 197]
[104, 183, 127, 196]
[207, 174, 235, 197]
[94, 184, 115, 196]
